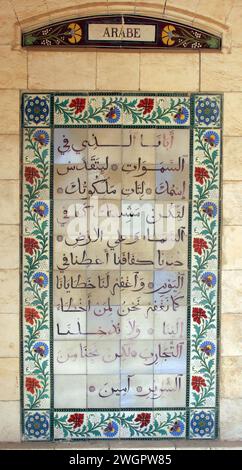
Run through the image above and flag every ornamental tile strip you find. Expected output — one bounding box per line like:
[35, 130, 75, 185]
[21, 92, 222, 441]
[54, 410, 187, 439]
[53, 94, 190, 127]
[22, 15, 221, 51]
[22, 96, 51, 419]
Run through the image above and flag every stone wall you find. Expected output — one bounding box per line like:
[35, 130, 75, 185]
[0, 0, 241, 442]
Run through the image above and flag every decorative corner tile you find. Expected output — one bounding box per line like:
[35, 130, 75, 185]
[189, 409, 216, 439]
[194, 95, 221, 128]
[23, 94, 51, 128]
[24, 410, 50, 440]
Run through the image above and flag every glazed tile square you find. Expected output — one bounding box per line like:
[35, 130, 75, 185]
[23, 94, 51, 128]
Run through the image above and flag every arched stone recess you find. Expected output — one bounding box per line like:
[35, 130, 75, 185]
[12, 1, 230, 51]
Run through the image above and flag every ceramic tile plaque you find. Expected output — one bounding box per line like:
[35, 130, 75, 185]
[22, 15, 221, 50]
[21, 92, 222, 440]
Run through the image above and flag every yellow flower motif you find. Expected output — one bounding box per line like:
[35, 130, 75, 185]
[67, 23, 82, 44]
[161, 25, 176, 46]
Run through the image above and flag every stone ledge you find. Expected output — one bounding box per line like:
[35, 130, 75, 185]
[0, 440, 242, 450]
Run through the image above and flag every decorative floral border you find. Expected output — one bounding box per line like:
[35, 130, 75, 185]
[54, 94, 190, 127]
[21, 92, 222, 441]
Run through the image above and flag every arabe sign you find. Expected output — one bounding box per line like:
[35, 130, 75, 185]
[88, 23, 156, 42]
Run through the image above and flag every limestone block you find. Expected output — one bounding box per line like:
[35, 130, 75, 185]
[223, 182, 242, 225]
[227, 5, 242, 47]
[0, 315, 19, 357]
[0, 91, 19, 134]
[220, 399, 242, 440]
[0, 270, 19, 314]
[0, 401, 20, 441]
[194, 0, 235, 24]
[0, 181, 19, 224]
[11, 0, 48, 22]
[140, 52, 199, 91]
[107, 1, 136, 13]
[0, 1, 16, 46]
[220, 357, 242, 399]
[0, 358, 19, 400]
[0, 47, 27, 89]
[28, 51, 96, 90]
[0, 135, 19, 180]
[223, 137, 242, 180]
[165, 1, 200, 21]
[0, 226, 19, 269]
[221, 314, 242, 356]
[222, 226, 242, 270]
[201, 49, 242, 92]
[221, 270, 242, 314]
[97, 51, 140, 90]
[135, 1, 165, 16]
[224, 93, 242, 136]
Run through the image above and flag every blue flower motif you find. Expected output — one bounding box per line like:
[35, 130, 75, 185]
[33, 341, 49, 357]
[201, 271, 216, 288]
[32, 201, 49, 217]
[200, 340, 216, 356]
[25, 96, 49, 125]
[33, 272, 48, 288]
[106, 107, 121, 123]
[25, 412, 49, 438]
[103, 420, 119, 438]
[195, 97, 219, 126]
[33, 129, 49, 146]
[201, 201, 217, 218]
[169, 420, 185, 437]
[203, 130, 219, 147]
[173, 106, 189, 124]
[191, 411, 214, 437]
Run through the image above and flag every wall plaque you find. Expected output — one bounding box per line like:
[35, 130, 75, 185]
[22, 15, 221, 50]
[21, 92, 221, 440]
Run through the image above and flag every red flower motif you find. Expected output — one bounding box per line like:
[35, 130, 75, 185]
[68, 413, 84, 429]
[195, 167, 209, 184]
[25, 166, 41, 184]
[192, 307, 207, 324]
[193, 238, 208, 255]
[137, 98, 154, 115]
[192, 376, 206, 392]
[25, 307, 40, 325]
[25, 376, 41, 394]
[69, 98, 86, 114]
[24, 238, 39, 255]
[134, 412, 151, 428]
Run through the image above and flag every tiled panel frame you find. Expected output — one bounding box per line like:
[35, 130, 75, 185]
[21, 92, 222, 441]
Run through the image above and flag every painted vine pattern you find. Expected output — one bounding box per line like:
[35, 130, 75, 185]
[23, 128, 50, 409]
[54, 412, 186, 439]
[191, 128, 219, 407]
[54, 96, 190, 126]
